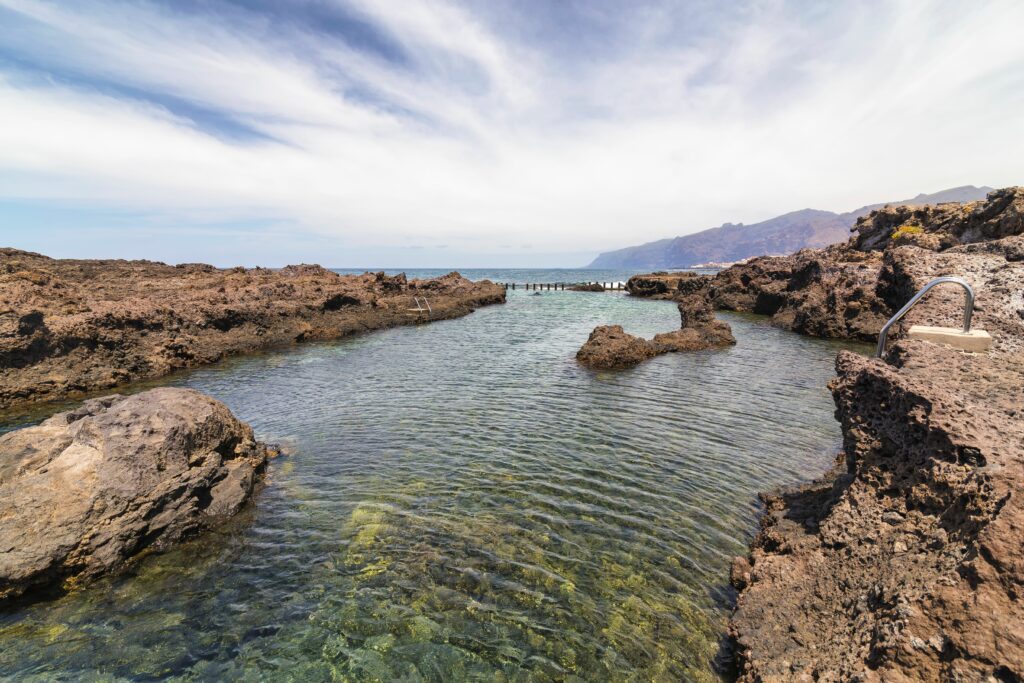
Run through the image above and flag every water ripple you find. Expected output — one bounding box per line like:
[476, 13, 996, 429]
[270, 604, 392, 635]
[0, 288, 867, 682]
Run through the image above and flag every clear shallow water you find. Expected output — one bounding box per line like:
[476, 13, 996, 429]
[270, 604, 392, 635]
[0, 287, 866, 682]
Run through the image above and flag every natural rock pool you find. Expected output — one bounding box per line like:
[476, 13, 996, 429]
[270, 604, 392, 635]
[0, 289, 865, 681]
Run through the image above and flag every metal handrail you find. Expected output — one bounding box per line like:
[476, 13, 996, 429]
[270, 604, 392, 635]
[875, 276, 975, 357]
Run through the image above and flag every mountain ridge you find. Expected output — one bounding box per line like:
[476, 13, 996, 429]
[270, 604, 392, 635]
[587, 185, 995, 268]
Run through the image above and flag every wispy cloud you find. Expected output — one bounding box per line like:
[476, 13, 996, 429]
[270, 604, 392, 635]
[0, 0, 1022, 266]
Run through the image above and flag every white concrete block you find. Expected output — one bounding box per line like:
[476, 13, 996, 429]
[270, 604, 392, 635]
[907, 325, 992, 353]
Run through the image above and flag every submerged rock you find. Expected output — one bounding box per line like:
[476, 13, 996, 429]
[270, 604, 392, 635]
[0, 387, 271, 604]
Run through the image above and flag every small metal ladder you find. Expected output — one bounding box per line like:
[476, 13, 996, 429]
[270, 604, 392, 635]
[875, 276, 975, 357]
[408, 296, 432, 319]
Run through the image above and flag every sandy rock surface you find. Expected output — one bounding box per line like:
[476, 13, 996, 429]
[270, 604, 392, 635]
[0, 387, 272, 604]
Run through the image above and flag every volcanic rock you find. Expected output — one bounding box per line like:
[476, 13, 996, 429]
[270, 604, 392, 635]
[625, 271, 711, 299]
[0, 251, 505, 411]
[0, 387, 272, 604]
[576, 325, 657, 369]
[577, 294, 735, 369]
[728, 188, 1024, 680]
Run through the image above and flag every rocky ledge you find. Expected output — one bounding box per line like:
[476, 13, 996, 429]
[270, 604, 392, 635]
[728, 188, 1024, 680]
[0, 250, 505, 411]
[576, 295, 735, 369]
[0, 387, 272, 604]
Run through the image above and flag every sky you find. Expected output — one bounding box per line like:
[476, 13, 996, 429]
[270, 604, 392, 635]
[0, 0, 1022, 268]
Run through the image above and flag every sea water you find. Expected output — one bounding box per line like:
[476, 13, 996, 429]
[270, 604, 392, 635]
[0, 273, 866, 681]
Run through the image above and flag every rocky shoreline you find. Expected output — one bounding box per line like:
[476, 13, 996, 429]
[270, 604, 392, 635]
[0, 250, 505, 412]
[629, 187, 1024, 679]
[719, 189, 1023, 679]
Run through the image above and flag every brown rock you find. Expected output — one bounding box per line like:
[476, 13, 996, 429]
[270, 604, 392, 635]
[652, 296, 735, 352]
[728, 190, 1024, 680]
[625, 271, 711, 300]
[575, 325, 656, 369]
[577, 295, 735, 369]
[0, 387, 272, 604]
[0, 251, 505, 411]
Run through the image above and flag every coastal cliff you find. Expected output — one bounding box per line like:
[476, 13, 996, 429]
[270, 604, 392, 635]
[0, 251, 505, 411]
[724, 189, 1024, 679]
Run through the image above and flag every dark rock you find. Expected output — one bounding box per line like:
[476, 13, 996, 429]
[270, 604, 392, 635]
[626, 272, 710, 299]
[0, 387, 272, 604]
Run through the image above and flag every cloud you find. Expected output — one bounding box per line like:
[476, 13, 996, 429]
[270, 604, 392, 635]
[0, 0, 1022, 266]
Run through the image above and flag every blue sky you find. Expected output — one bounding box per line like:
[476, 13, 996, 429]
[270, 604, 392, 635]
[1, 0, 1022, 267]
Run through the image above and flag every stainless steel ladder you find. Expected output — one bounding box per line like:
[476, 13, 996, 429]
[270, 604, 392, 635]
[875, 276, 975, 357]
[409, 296, 433, 318]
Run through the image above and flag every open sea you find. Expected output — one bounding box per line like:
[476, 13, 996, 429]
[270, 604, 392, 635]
[0, 269, 868, 682]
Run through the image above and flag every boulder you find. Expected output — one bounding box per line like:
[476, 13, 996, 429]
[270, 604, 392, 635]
[0, 387, 272, 604]
[652, 295, 736, 352]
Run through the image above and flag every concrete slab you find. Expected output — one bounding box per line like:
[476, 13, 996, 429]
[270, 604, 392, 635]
[907, 325, 992, 353]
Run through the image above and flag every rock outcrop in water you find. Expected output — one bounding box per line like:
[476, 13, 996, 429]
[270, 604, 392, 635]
[0, 250, 505, 411]
[0, 388, 272, 604]
[576, 325, 658, 369]
[577, 293, 735, 369]
[728, 188, 1024, 680]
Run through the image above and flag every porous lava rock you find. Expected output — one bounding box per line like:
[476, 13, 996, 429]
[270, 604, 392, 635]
[577, 295, 735, 369]
[0, 387, 272, 604]
[625, 271, 710, 299]
[575, 325, 656, 369]
[728, 188, 1024, 681]
[0, 251, 505, 411]
[652, 296, 736, 352]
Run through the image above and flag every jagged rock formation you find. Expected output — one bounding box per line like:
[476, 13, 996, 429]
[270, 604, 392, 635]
[728, 189, 1024, 680]
[0, 388, 272, 604]
[0, 250, 505, 411]
[577, 293, 735, 369]
[568, 282, 605, 292]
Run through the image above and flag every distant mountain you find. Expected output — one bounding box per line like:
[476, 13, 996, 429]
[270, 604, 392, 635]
[587, 185, 995, 269]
